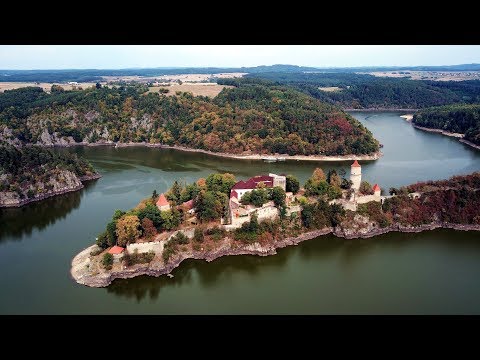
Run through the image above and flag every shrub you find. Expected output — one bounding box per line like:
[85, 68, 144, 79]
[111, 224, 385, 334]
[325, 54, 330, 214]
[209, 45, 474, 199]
[170, 231, 189, 245]
[90, 247, 103, 256]
[193, 228, 204, 243]
[102, 253, 114, 270]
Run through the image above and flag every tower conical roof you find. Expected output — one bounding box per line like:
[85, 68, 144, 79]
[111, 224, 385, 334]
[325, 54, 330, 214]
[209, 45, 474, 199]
[351, 160, 361, 167]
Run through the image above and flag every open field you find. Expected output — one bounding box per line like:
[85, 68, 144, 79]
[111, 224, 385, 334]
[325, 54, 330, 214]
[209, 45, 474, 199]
[103, 72, 246, 84]
[0, 82, 101, 92]
[318, 86, 342, 92]
[147, 83, 233, 97]
[362, 71, 480, 82]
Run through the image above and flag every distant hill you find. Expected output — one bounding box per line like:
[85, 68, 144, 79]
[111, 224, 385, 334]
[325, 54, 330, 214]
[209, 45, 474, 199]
[0, 83, 379, 157]
[1, 63, 479, 83]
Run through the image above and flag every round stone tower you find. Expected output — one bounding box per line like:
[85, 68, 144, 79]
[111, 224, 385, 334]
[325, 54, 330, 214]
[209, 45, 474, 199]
[350, 160, 361, 191]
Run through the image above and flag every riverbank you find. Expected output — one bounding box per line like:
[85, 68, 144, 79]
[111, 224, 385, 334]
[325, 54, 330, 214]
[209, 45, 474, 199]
[71, 222, 480, 288]
[400, 114, 480, 152]
[0, 173, 101, 208]
[35, 141, 382, 162]
[345, 108, 419, 112]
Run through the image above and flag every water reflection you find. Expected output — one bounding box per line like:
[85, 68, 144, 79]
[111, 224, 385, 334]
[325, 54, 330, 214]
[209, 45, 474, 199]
[106, 229, 480, 303]
[107, 247, 291, 302]
[0, 181, 96, 241]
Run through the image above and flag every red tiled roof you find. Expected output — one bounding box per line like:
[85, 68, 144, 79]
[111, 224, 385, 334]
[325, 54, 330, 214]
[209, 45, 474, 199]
[231, 175, 274, 190]
[230, 190, 239, 199]
[181, 199, 194, 210]
[352, 160, 361, 167]
[156, 193, 169, 207]
[373, 184, 381, 191]
[108, 245, 124, 254]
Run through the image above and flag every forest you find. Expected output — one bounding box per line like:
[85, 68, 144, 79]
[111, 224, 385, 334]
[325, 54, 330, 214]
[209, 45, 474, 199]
[0, 83, 379, 156]
[347, 172, 480, 229]
[412, 104, 480, 145]
[223, 73, 480, 109]
[0, 144, 97, 200]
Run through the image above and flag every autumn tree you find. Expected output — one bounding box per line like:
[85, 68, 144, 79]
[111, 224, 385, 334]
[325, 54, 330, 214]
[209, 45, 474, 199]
[141, 218, 157, 239]
[115, 215, 142, 246]
[312, 168, 326, 182]
[286, 174, 300, 194]
[196, 178, 206, 189]
[327, 170, 342, 188]
[359, 181, 374, 195]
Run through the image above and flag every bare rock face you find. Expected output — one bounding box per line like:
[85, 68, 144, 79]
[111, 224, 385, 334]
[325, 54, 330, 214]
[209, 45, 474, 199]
[336, 214, 379, 238]
[84, 111, 100, 122]
[37, 129, 54, 146]
[0, 169, 84, 207]
[0, 126, 23, 147]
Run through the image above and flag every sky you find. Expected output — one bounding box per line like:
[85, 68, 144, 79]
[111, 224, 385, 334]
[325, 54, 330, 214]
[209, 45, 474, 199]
[0, 45, 479, 70]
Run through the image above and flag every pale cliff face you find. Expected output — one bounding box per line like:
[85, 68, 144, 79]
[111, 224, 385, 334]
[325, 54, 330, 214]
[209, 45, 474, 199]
[0, 169, 83, 207]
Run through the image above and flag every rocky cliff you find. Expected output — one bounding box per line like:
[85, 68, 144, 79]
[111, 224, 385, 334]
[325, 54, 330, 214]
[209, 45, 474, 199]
[0, 170, 100, 208]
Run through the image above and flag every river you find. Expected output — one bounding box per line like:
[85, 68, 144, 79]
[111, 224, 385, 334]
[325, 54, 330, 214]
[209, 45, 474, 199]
[1, 112, 480, 314]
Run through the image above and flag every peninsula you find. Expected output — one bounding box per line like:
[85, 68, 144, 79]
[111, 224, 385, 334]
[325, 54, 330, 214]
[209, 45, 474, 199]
[0, 144, 100, 207]
[71, 162, 480, 287]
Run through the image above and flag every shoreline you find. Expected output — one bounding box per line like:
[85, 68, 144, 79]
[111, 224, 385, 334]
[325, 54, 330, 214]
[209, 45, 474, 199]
[71, 222, 480, 288]
[345, 108, 419, 112]
[400, 114, 480, 152]
[0, 173, 101, 208]
[35, 141, 382, 162]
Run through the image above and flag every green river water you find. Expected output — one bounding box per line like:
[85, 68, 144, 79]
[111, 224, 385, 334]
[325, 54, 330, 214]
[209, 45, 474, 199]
[1, 112, 480, 314]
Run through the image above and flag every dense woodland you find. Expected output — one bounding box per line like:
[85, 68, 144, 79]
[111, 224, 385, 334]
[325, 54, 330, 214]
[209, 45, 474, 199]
[222, 73, 480, 109]
[413, 104, 480, 145]
[0, 83, 379, 156]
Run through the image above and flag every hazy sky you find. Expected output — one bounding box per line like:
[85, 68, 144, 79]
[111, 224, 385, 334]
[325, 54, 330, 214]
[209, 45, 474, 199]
[0, 45, 479, 69]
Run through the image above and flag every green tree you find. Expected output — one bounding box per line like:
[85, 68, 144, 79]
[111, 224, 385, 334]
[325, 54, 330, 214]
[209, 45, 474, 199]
[102, 253, 113, 270]
[168, 180, 183, 205]
[286, 174, 300, 194]
[271, 186, 286, 207]
[160, 209, 181, 230]
[113, 209, 126, 221]
[137, 203, 162, 228]
[96, 82, 102, 89]
[96, 231, 109, 249]
[152, 189, 158, 199]
[195, 190, 224, 222]
[106, 221, 117, 247]
[206, 173, 236, 194]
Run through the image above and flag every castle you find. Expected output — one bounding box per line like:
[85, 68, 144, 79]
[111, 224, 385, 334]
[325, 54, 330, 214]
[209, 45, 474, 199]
[331, 160, 383, 211]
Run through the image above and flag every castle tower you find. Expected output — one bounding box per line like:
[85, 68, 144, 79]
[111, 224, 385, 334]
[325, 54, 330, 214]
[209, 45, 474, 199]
[350, 160, 362, 191]
[373, 183, 381, 197]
